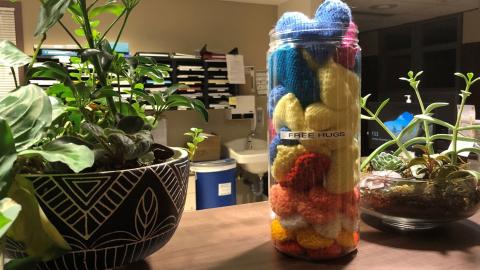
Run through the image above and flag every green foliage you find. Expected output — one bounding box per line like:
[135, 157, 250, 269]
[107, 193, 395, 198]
[370, 152, 405, 172]
[0, 119, 17, 197]
[362, 71, 480, 183]
[7, 176, 70, 261]
[0, 40, 31, 68]
[18, 141, 94, 173]
[0, 198, 21, 238]
[184, 128, 207, 161]
[34, 0, 72, 37]
[0, 1, 207, 267]
[0, 84, 52, 152]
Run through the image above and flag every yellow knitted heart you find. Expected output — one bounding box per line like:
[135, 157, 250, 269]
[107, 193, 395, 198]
[324, 142, 360, 194]
[272, 93, 305, 132]
[271, 144, 307, 183]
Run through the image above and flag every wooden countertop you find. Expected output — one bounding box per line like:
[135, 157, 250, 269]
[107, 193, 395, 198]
[119, 202, 480, 270]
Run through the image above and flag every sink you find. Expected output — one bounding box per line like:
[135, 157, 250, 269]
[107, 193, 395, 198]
[224, 138, 268, 176]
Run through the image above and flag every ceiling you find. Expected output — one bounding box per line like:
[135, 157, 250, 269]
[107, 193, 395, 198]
[221, 0, 480, 31]
[344, 0, 479, 31]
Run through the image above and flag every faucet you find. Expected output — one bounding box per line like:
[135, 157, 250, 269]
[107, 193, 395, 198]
[246, 131, 256, 150]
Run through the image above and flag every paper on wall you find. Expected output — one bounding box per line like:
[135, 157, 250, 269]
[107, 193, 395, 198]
[226, 54, 246, 84]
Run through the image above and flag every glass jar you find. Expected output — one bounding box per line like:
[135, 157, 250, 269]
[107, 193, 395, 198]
[267, 23, 361, 261]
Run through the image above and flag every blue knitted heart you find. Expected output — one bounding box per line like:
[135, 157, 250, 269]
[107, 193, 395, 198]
[268, 85, 288, 118]
[269, 127, 300, 163]
[275, 12, 320, 39]
[269, 45, 320, 108]
[314, 0, 352, 38]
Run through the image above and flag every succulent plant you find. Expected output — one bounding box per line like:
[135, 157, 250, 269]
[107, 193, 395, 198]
[370, 152, 405, 172]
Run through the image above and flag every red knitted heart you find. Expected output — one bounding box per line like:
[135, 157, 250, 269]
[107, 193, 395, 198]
[283, 152, 331, 191]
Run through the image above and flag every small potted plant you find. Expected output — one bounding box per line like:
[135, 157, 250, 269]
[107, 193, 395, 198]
[0, 0, 207, 269]
[360, 71, 480, 231]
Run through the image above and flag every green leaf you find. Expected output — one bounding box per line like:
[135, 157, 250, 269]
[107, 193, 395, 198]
[425, 102, 449, 114]
[361, 140, 397, 170]
[458, 125, 480, 132]
[26, 62, 71, 83]
[108, 130, 153, 161]
[0, 40, 31, 68]
[117, 116, 145, 134]
[0, 84, 52, 152]
[8, 176, 71, 260]
[5, 257, 39, 270]
[0, 118, 17, 197]
[74, 28, 85, 37]
[430, 134, 480, 144]
[35, 0, 72, 37]
[46, 83, 74, 99]
[375, 98, 390, 117]
[19, 141, 95, 173]
[115, 102, 139, 116]
[91, 86, 120, 99]
[49, 96, 67, 122]
[414, 114, 455, 130]
[0, 198, 21, 238]
[361, 114, 374, 121]
[360, 94, 371, 108]
[89, 2, 125, 18]
[135, 65, 164, 84]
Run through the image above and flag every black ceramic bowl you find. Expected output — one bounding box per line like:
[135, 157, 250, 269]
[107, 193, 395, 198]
[7, 148, 189, 270]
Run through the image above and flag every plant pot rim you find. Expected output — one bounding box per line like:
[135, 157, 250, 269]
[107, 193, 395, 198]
[19, 147, 188, 177]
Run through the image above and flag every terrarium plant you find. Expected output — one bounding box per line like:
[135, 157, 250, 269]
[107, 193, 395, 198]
[184, 127, 207, 161]
[360, 71, 480, 230]
[0, 0, 207, 269]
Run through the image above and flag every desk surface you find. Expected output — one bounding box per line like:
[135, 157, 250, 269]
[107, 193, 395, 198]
[120, 201, 480, 270]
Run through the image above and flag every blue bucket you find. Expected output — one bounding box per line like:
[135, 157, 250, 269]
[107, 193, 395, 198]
[191, 159, 237, 210]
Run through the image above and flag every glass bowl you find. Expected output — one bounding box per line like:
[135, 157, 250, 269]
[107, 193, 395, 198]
[359, 172, 480, 231]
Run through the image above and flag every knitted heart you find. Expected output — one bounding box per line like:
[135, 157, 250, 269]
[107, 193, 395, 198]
[283, 153, 331, 191]
[272, 93, 305, 132]
[297, 197, 337, 225]
[269, 47, 320, 109]
[270, 184, 298, 218]
[275, 12, 320, 39]
[272, 144, 307, 183]
[314, 0, 352, 30]
[335, 22, 359, 70]
[268, 85, 288, 118]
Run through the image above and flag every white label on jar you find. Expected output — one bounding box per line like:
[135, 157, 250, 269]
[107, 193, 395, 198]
[218, 182, 232, 196]
[280, 131, 348, 140]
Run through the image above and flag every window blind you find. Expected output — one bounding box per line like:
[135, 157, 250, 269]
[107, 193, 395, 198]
[0, 6, 17, 98]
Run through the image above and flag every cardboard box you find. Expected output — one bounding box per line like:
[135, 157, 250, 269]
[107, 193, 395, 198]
[192, 133, 221, 162]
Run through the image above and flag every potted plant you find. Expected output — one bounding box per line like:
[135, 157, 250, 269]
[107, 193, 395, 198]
[360, 71, 480, 231]
[0, 0, 207, 269]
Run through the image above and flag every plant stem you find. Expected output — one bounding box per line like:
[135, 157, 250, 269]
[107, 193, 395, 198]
[113, 11, 131, 51]
[28, 34, 46, 70]
[411, 83, 434, 154]
[99, 9, 127, 42]
[10, 67, 18, 88]
[58, 20, 83, 49]
[87, 0, 101, 11]
[117, 75, 122, 114]
[79, 0, 118, 120]
[364, 107, 413, 159]
[452, 83, 472, 165]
